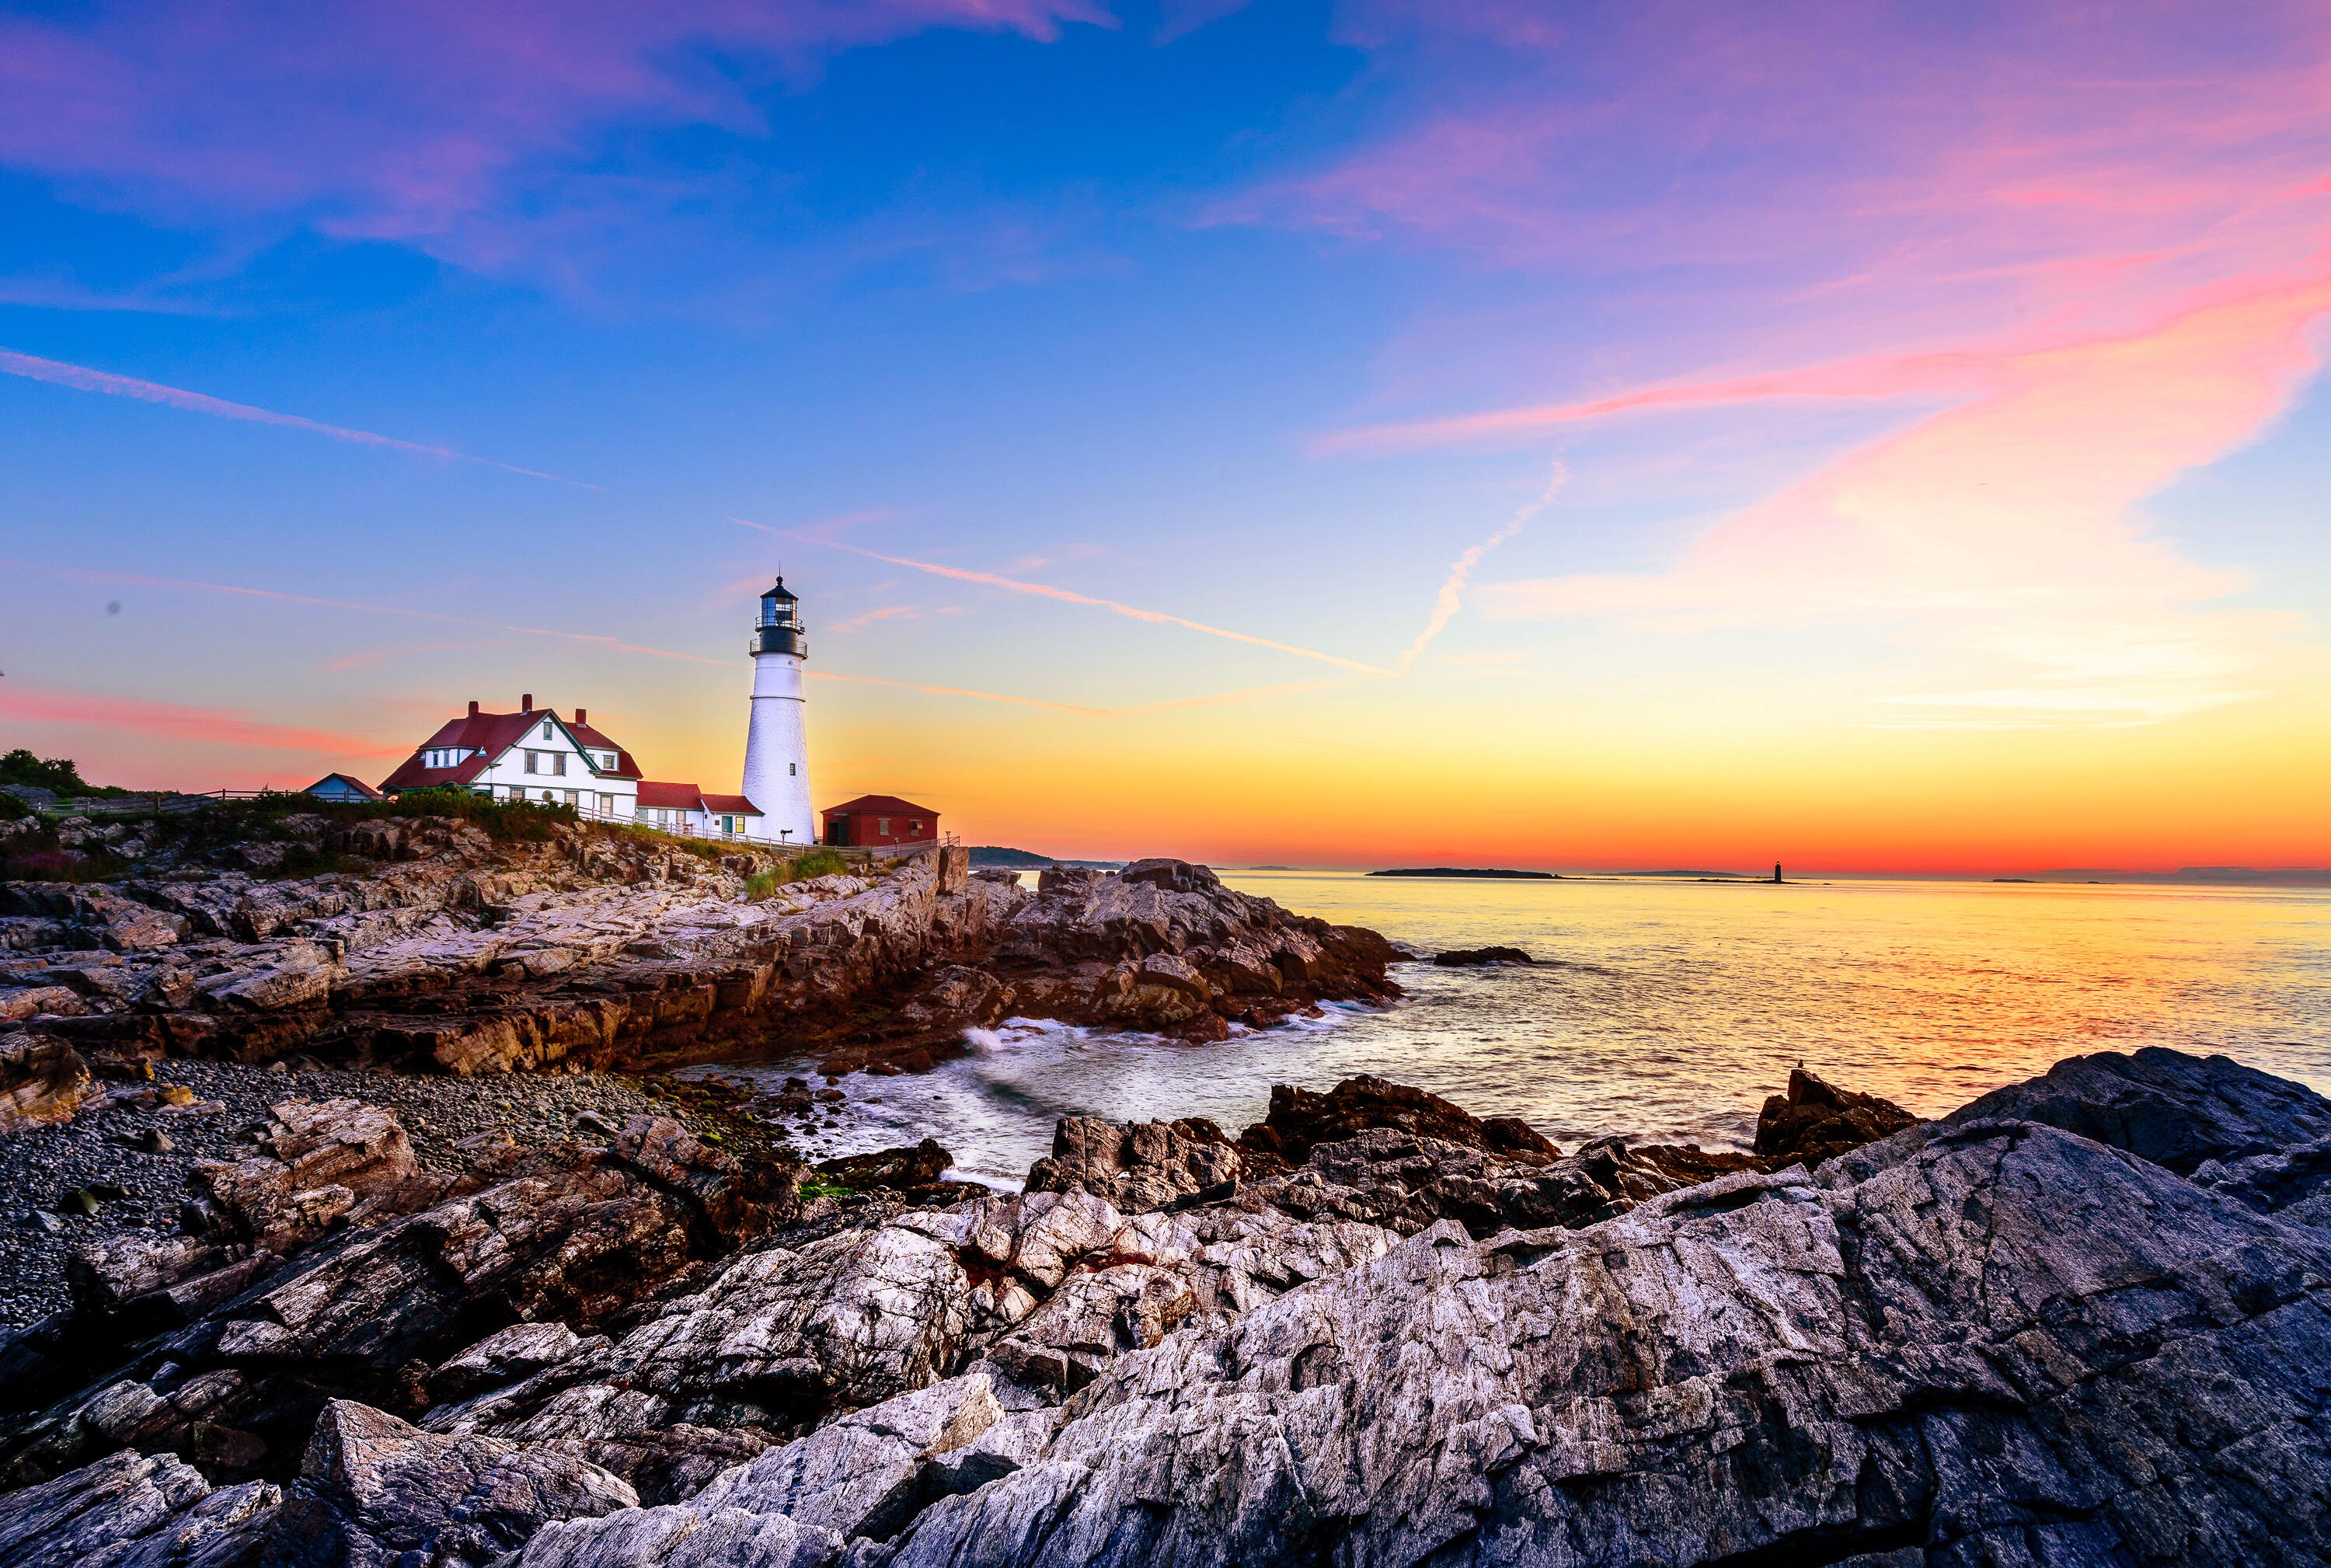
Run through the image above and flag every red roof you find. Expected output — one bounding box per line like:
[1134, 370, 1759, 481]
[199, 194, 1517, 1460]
[824, 794, 939, 817]
[378, 707, 639, 795]
[566, 721, 642, 779]
[636, 782, 764, 816]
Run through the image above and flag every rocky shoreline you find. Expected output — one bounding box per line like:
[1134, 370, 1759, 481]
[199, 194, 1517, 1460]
[5, 806, 2330, 1563]
[2, 800, 1400, 1088]
[2, 1043, 2328, 1564]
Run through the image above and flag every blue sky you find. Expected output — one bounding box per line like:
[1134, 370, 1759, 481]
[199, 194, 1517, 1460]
[3, 0, 2328, 869]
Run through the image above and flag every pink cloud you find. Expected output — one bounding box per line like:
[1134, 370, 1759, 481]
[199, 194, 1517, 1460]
[0, 684, 406, 758]
[1226, 1, 2331, 392]
[0, 2, 1109, 255]
[828, 605, 923, 632]
[1483, 271, 2331, 723]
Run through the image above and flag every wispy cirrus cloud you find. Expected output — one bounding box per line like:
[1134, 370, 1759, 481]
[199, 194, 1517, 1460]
[318, 641, 498, 673]
[0, 348, 590, 483]
[1483, 274, 2331, 725]
[0, 1, 1108, 267]
[1235, 1, 2331, 730]
[9, 560, 723, 665]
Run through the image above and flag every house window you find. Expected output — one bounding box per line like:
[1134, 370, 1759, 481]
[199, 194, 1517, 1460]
[524, 751, 539, 774]
[910, 820, 921, 834]
[598, 793, 615, 813]
[565, 790, 578, 805]
[789, 763, 796, 775]
[542, 722, 554, 740]
[550, 752, 566, 776]
[878, 817, 891, 835]
[600, 752, 615, 769]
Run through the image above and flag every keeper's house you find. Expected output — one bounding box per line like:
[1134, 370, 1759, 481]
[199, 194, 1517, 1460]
[378, 696, 768, 837]
[379, 695, 647, 814]
[824, 794, 939, 848]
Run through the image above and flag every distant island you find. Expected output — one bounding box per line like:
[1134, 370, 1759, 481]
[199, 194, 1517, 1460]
[1369, 867, 1559, 880]
[1613, 869, 1751, 879]
[2035, 866, 2331, 887]
[1248, 864, 1301, 871]
[967, 845, 1125, 869]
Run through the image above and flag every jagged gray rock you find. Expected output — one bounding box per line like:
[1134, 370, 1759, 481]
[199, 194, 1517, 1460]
[864, 1117, 2331, 1567]
[5, 1048, 2329, 1567]
[1945, 1045, 2331, 1173]
[0, 1448, 282, 1568]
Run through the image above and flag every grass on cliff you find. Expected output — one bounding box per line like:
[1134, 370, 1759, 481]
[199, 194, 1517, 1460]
[2, 776, 865, 887]
[788, 848, 850, 880]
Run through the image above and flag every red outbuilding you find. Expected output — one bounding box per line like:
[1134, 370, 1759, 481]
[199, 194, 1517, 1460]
[824, 794, 939, 848]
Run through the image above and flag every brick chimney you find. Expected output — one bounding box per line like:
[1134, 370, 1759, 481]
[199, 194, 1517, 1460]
[468, 700, 479, 717]
[521, 693, 533, 712]
[574, 708, 587, 724]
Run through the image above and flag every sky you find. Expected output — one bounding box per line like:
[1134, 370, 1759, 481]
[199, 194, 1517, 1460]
[2, 0, 2328, 873]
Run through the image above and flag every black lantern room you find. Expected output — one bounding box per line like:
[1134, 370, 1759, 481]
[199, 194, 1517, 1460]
[754, 577, 806, 657]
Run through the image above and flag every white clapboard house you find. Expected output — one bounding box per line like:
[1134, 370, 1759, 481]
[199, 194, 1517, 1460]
[379, 697, 764, 838]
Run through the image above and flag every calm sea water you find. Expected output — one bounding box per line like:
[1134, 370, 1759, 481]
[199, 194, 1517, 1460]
[700, 873, 2331, 1190]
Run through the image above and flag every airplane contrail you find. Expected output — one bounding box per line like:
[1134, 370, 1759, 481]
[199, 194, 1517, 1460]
[737, 517, 1395, 676]
[0, 348, 594, 487]
[1396, 458, 1569, 674]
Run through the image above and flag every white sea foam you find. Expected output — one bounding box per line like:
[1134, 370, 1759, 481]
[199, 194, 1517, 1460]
[690, 873, 2331, 1200]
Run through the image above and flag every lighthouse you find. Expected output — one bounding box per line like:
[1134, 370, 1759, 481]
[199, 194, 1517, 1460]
[739, 577, 816, 846]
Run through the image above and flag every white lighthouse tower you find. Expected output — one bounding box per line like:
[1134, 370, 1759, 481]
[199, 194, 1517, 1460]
[740, 577, 816, 846]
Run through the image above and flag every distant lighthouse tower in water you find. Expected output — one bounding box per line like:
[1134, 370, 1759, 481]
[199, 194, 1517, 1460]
[740, 577, 816, 846]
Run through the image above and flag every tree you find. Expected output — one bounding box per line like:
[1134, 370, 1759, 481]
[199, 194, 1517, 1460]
[0, 749, 92, 794]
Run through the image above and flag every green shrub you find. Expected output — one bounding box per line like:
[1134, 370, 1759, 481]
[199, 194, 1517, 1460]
[375, 788, 573, 841]
[788, 848, 849, 880]
[743, 870, 778, 901]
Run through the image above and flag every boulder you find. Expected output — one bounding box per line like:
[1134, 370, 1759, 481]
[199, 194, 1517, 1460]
[192, 1096, 420, 1249]
[435, 1322, 598, 1401]
[1944, 1045, 2331, 1173]
[288, 1398, 639, 1567]
[815, 1139, 953, 1192]
[0, 1448, 281, 1568]
[1430, 945, 1534, 967]
[1752, 1065, 1920, 1167]
[0, 1032, 89, 1130]
[1024, 1117, 1242, 1213]
[1115, 859, 1221, 894]
[1235, 1075, 1561, 1166]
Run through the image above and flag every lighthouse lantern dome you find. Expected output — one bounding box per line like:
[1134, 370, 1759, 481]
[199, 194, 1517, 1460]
[759, 577, 799, 628]
[753, 577, 806, 657]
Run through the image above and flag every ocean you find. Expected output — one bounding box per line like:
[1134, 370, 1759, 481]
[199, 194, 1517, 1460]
[696, 871, 2331, 1190]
